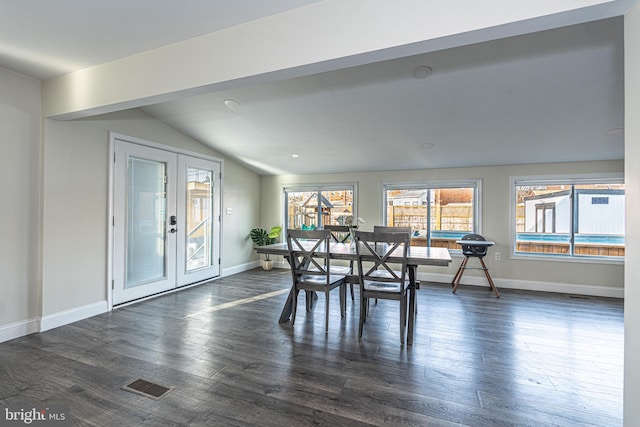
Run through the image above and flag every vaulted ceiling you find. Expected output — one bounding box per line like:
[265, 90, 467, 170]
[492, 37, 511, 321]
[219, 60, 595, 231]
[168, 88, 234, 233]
[0, 1, 625, 175]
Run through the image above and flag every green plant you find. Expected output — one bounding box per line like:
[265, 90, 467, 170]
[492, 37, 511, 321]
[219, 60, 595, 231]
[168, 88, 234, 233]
[250, 226, 282, 261]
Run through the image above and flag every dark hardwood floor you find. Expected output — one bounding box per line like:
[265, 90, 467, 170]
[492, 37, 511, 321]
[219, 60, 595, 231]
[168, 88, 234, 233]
[0, 269, 623, 426]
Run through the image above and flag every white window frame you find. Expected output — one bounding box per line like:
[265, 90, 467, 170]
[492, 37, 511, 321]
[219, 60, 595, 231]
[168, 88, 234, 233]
[382, 179, 482, 248]
[282, 183, 358, 231]
[510, 173, 624, 264]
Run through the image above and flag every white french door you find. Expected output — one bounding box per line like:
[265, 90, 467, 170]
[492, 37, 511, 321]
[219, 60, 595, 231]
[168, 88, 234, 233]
[176, 154, 221, 286]
[112, 139, 221, 305]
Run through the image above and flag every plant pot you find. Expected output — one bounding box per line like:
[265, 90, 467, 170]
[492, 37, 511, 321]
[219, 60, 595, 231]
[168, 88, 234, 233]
[261, 259, 274, 271]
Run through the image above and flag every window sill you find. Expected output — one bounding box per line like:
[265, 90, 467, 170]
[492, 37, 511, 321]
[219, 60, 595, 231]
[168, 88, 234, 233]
[510, 253, 624, 265]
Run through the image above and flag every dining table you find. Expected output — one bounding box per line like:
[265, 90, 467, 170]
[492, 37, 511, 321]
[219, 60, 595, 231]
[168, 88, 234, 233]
[256, 241, 452, 345]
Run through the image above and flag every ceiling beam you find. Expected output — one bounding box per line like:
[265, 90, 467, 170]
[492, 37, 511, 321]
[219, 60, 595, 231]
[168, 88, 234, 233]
[42, 0, 629, 119]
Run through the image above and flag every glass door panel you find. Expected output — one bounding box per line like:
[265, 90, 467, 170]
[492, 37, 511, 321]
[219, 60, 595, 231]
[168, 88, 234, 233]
[126, 157, 168, 287]
[113, 141, 176, 305]
[177, 155, 221, 286]
[186, 166, 212, 271]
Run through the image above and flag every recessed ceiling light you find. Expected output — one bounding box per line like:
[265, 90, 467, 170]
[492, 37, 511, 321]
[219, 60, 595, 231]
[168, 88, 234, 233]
[291, 153, 300, 158]
[606, 127, 624, 135]
[223, 99, 240, 110]
[413, 66, 433, 79]
[422, 142, 434, 149]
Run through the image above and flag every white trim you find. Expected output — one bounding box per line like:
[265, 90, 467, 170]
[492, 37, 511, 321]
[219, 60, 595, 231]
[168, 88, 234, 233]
[381, 178, 482, 236]
[113, 277, 219, 309]
[258, 263, 624, 298]
[512, 172, 624, 186]
[108, 132, 224, 309]
[509, 173, 625, 261]
[383, 178, 483, 190]
[109, 132, 224, 163]
[282, 182, 358, 192]
[510, 253, 624, 265]
[224, 260, 291, 275]
[272, 261, 289, 270]
[107, 134, 115, 311]
[281, 182, 359, 230]
[40, 301, 109, 332]
[416, 271, 623, 298]
[223, 261, 261, 276]
[0, 318, 40, 343]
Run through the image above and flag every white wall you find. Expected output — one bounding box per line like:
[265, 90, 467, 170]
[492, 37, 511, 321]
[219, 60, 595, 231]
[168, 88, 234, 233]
[624, 1, 640, 424]
[40, 109, 261, 320]
[0, 67, 42, 338]
[0, 67, 261, 341]
[220, 158, 262, 272]
[260, 160, 624, 296]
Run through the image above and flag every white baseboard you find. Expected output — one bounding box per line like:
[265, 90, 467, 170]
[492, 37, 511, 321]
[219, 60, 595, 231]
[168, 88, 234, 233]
[255, 264, 623, 298]
[0, 318, 40, 343]
[223, 260, 260, 276]
[418, 272, 623, 298]
[271, 261, 289, 270]
[256, 264, 623, 298]
[223, 260, 290, 275]
[40, 301, 109, 332]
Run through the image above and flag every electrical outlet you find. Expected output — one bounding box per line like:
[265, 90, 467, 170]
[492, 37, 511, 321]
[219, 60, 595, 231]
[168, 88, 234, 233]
[494, 252, 501, 261]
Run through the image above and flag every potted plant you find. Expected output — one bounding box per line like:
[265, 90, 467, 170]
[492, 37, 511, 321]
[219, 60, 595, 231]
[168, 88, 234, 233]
[341, 215, 365, 244]
[250, 226, 282, 270]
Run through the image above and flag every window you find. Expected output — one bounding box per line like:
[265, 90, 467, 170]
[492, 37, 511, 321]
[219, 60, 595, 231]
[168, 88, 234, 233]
[512, 174, 624, 260]
[284, 184, 357, 230]
[535, 202, 557, 233]
[591, 197, 609, 205]
[383, 180, 481, 248]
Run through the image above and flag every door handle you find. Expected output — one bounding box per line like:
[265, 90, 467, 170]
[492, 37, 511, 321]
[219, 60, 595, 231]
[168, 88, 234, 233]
[169, 228, 177, 233]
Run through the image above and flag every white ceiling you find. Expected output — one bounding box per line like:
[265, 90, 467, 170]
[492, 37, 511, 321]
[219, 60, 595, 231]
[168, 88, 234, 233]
[0, 2, 624, 176]
[0, 0, 320, 80]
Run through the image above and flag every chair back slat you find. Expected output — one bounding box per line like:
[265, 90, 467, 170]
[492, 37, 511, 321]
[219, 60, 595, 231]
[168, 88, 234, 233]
[324, 225, 351, 243]
[372, 226, 412, 235]
[286, 229, 332, 284]
[355, 230, 411, 344]
[355, 231, 409, 286]
[285, 228, 347, 332]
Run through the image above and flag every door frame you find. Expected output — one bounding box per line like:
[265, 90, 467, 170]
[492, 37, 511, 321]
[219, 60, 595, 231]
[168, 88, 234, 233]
[107, 132, 224, 310]
[176, 154, 222, 286]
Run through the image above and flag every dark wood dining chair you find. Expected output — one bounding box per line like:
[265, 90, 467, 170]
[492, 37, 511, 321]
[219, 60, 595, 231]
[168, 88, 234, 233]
[286, 229, 347, 333]
[451, 233, 500, 298]
[324, 225, 355, 300]
[354, 230, 410, 344]
[371, 226, 414, 302]
[372, 225, 412, 235]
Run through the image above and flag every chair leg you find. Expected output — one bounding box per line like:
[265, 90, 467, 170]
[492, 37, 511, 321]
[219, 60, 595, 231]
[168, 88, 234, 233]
[340, 284, 346, 317]
[291, 289, 299, 326]
[452, 257, 469, 293]
[363, 292, 368, 321]
[305, 290, 312, 312]
[479, 258, 500, 298]
[350, 283, 355, 300]
[399, 295, 406, 345]
[358, 295, 366, 339]
[325, 292, 330, 333]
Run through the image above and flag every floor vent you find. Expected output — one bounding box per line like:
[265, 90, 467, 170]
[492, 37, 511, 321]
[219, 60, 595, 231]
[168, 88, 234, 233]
[122, 378, 173, 400]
